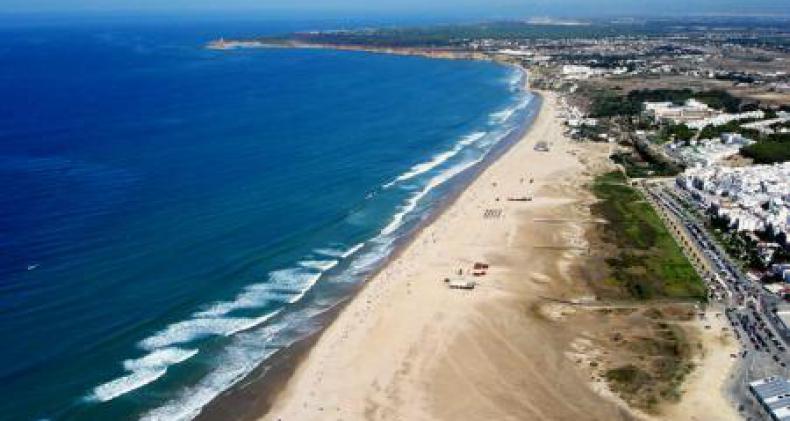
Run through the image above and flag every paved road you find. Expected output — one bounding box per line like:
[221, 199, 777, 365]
[639, 178, 790, 420]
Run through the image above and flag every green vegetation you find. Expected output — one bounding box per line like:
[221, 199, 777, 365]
[741, 133, 790, 164]
[591, 172, 706, 300]
[605, 365, 651, 392]
[709, 223, 763, 269]
[611, 151, 680, 178]
[589, 88, 743, 118]
[575, 123, 607, 140]
[660, 123, 696, 143]
[588, 90, 642, 118]
[605, 322, 695, 412]
[628, 88, 740, 113]
[264, 21, 658, 48]
[697, 119, 760, 140]
[610, 138, 682, 177]
[710, 216, 790, 270]
[650, 122, 698, 144]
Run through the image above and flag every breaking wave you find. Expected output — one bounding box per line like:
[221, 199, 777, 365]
[139, 311, 281, 351]
[382, 131, 487, 189]
[88, 348, 199, 403]
[84, 67, 536, 419]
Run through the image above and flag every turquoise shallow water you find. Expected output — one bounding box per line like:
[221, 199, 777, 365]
[0, 17, 537, 420]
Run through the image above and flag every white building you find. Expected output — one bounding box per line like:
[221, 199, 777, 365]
[664, 133, 754, 167]
[676, 163, 790, 245]
[644, 99, 717, 125]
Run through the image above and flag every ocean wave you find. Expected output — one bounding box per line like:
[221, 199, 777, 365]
[123, 347, 200, 372]
[506, 68, 525, 91]
[88, 348, 198, 402]
[314, 242, 364, 259]
[297, 259, 339, 271]
[141, 325, 285, 421]
[377, 96, 529, 239]
[130, 87, 533, 419]
[139, 170, 475, 417]
[91, 368, 167, 403]
[382, 131, 486, 189]
[341, 242, 365, 258]
[458, 131, 488, 146]
[139, 311, 280, 350]
[193, 288, 293, 318]
[489, 95, 532, 125]
[98, 263, 331, 403]
[380, 156, 483, 237]
[348, 238, 396, 277]
[267, 268, 323, 303]
[195, 266, 328, 318]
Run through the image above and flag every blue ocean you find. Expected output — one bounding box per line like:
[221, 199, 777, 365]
[0, 16, 537, 420]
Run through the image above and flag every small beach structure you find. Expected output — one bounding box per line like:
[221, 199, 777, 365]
[472, 262, 488, 276]
[445, 277, 477, 290]
[483, 209, 503, 219]
[534, 141, 550, 152]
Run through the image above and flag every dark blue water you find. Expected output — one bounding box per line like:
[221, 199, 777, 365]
[0, 17, 536, 420]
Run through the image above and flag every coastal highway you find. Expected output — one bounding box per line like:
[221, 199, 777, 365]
[639, 178, 790, 419]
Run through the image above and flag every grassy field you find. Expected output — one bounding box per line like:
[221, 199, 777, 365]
[605, 320, 695, 411]
[591, 171, 706, 300]
[610, 150, 680, 178]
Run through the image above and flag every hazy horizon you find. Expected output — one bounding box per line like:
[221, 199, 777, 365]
[2, 0, 789, 19]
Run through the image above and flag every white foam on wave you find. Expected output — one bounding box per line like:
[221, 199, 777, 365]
[378, 105, 528, 239]
[130, 91, 534, 415]
[88, 347, 199, 403]
[507, 68, 525, 91]
[194, 265, 332, 318]
[141, 323, 287, 421]
[134, 117, 524, 417]
[86, 256, 339, 404]
[380, 156, 484, 237]
[348, 238, 396, 277]
[341, 242, 364, 258]
[123, 347, 200, 372]
[267, 268, 323, 303]
[92, 262, 332, 403]
[313, 247, 344, 257]
[193, 288, 292, 318]
[139, 311, 280, 350]
[315, 242, 364, 259]
[298, 259, 339, 271]
[489, 95, 532, 125]
[458, 131, 488, 146]
[91, 368, 167, 403]
[382, 131, 487, 189]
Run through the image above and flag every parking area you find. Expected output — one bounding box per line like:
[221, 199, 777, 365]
[639, 178, 790, 419]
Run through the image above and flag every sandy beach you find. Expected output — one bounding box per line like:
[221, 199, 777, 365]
[258, 89, 737, 421]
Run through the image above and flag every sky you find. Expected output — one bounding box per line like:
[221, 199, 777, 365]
[2, 0, 789, 17]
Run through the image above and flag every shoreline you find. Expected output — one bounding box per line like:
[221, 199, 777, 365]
[199, 43, 737, 421]
[196, 56, 538, 420]
[197, 93, 541, 421]
[255, 88, 631, 420]
[207, 40, 492, 61]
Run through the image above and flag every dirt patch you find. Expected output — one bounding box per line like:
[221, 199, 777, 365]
[564, 304, 701, 414]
